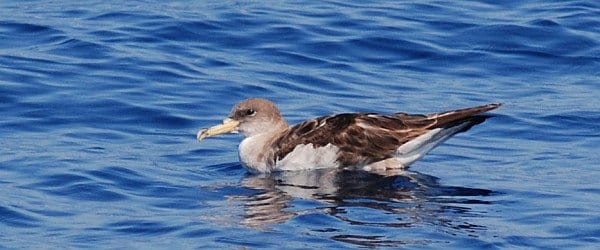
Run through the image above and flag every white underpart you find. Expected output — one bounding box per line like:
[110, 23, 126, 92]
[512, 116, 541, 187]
[239, 133, 340, 173]
[239, 133, 272, 173]
[275, 143, 340, 171]
[239, 121, 472, 173]
[394, 121, 471, 166]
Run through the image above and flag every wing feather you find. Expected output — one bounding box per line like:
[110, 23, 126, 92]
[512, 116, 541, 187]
[268, 103, 501, 167]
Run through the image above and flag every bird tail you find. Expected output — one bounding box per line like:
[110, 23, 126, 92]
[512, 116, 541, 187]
[429, 103, 501, 129]
[395, 103, 501, 167]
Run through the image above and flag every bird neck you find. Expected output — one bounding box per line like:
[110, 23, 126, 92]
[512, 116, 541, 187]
[239, 129, 284, 173]
[271, 119, 289, 133]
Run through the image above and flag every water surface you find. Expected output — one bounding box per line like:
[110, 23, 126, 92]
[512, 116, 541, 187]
[1, 0, 599, 248]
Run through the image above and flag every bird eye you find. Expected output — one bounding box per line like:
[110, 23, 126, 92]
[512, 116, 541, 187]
[245, 109, 256, 116]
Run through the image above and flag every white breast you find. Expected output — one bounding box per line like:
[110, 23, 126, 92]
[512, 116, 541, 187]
[239, 131, 342, 173]
[238, 134, 271, 173]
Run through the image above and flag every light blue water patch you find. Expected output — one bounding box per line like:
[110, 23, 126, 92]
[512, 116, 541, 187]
[1, 0, 599, 249]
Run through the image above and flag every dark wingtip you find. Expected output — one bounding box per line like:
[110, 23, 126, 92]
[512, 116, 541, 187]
[453, 115, 492, 133]
[431, 103, 501, 130]
[479, 103, 502, 112]
[489, 103, 502, 108]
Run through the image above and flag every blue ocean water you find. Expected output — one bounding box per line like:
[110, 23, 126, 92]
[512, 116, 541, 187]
[1, 0, 599, 248]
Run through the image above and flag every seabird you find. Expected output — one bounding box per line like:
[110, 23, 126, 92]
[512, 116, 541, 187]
[197, 98, 500, 173]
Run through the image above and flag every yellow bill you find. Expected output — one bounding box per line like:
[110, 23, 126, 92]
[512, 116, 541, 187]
[197, 118, 240, 141]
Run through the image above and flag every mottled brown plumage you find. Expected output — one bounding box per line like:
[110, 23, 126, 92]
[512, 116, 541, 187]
[269, 103, 500, 167]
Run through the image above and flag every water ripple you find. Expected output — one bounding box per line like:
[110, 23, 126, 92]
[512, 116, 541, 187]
[1, 0, 598, 248]
[106, 220, 181, 236]
[0, 205, 40, 228]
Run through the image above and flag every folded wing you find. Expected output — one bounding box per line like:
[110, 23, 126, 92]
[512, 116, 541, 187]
[269, 103, 501, 167]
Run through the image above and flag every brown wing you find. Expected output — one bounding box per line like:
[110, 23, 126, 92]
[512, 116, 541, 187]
[422, 103, 501, 129]
[268, 113, 359, 165]
[267, 113, 434, 166]
[269, 103, 501, 167]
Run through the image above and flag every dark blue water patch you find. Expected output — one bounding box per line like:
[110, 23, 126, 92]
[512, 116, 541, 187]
[179, 228, 219, 238]
[216, 11, 275, 30]
[177, 20, 223, 33]
[528, 18, 561, 28]
[48, 38, 114, 59]
[256, 48, 330, 67]
[151, 199, 203, 210]
[486, 113, 582, 143]
[577, 188, 600, 194]
[502, 111, 600, 143]
[0, 54, 64, 71]
[427, 186, 493, 198]
[152, 24, 213, 43]
[25, 208, 73, 218]
[539, 111, 600, 134]
[279, 72, 348, 92]
[87, 29, 129, 42]
[423, 19, 478, 31]
[256, 25, 310, 44]
[302, 24, 351, 38]
[61, 9, 90, 17]
[65, 131, 128, 142]
[86, 166, 151, 191]
[0, 21, 51, 33]
[148, 17, 271, 50]
[410, 2, 448, 12]
[504, 235, 550, 249]
[27, 173, 92, 188]
[105, 220, 181, 236]
[10, 97, 195, 131]
[331, 234, 416, 248]
[298, 40, 350, 59]
[87, 11, 169, 22]
[0, 72, 57, 102]
[138, 60, 203, 80]
[66, 234, 112, 249]
[454, 23, 597, 56]
[39, 182, 127, 202]
[326, 16, 375, 30]
[213, 234, 281, 249]
[0, 205, 40, 228]
[0, 55, 77, 86]
[202, 57, 233, 67]
[143, 183, 208, 208]
[351, 36, 440, 61]
[0, 21, 67, 49]
[559, 12, 600, 36]
[117, 33, 163, 44]
[0, 91, 17, 109]
[132, 20, 227, 47]
[204, 163, 247, 178]
[161, 148, 226, 165]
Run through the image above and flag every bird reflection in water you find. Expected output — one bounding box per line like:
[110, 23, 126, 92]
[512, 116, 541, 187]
[213, 167, 492, 247]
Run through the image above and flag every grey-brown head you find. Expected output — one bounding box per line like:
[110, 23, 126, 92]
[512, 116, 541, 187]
[197, 98, 288, 140]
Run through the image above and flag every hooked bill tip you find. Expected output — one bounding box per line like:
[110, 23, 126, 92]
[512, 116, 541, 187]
[196, 128, 208, 141]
